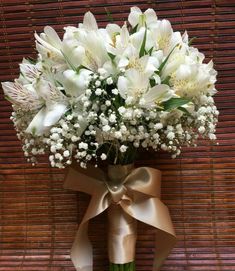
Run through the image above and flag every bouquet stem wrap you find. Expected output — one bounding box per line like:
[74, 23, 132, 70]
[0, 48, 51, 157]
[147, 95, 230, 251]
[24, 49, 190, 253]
[107, 164, 137, 264]
[64, 164, 177, 271]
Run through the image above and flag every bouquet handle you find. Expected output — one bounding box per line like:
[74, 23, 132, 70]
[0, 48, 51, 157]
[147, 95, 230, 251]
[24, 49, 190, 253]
[108, 204, 137, 265]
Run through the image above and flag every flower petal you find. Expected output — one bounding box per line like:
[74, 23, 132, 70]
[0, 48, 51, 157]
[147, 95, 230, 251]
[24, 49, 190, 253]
[143, 84, 173, 105]
[118, 57, 129, 68]
[44, 26, 62, 49]
[83, 11, 98, 31]
[128, 6, 142, 27]
[144, 8, 158, 25]
[63, 69, 92, 96]
[2, 81, 42, 110]
[44, 103, 67, 127]
[106, 23, 121, 37]
[26, 107, 47, 135]
[117, 76, 128, 98]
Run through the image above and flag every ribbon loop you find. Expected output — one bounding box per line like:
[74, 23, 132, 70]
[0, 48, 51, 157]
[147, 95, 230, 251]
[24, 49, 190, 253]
[64, 164, 177, 271]
[106, 182, 127, 204]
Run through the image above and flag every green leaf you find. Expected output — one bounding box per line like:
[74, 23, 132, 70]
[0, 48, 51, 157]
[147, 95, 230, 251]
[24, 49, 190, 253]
[75, 64, 90, 73]
[32, 127, 37, 136]
[148, 46, 154, 55]
[139, 27, 147, 57]
[130, 24, 138, 34]
[27, 57, 37, 64]
[56, 80, 63, 87]
[161, 75, 171, 85]
[108, 52, 116, 61]
[61, 50, 76, 71]
[189, 36, 196, 46]
[150, 78, 156, 87]
[178, 106, 192, 116]
[157, 44, 178, 74]
[105, 7, 114, 22]
[4, 95, 14, 103]
[162, 97, 190, 111]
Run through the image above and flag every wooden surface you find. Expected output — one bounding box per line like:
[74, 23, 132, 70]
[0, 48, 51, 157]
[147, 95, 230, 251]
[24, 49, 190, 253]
[0, 0, 235, 270]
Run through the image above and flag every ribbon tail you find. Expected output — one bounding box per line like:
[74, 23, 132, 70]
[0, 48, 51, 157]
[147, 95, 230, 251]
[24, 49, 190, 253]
[153, 227, 176, 271]
[152, 201, 177, 271]
[64, 166, 110, 271]
[121, 198, 177, 271]
[71, 222, 92, 271]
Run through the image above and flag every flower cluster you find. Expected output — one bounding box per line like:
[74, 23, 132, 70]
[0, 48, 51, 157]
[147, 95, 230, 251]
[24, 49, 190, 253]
[2, 7, 218, 168]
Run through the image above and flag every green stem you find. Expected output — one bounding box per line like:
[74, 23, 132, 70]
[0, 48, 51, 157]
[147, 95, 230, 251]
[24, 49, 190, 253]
[109, 262, 135, 271]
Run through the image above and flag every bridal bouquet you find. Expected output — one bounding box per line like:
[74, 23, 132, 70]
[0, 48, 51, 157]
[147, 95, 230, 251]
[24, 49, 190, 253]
[2, 6, 218, 271]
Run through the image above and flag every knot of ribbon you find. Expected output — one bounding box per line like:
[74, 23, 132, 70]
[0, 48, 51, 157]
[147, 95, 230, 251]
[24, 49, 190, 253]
[64, 164, 177, 271]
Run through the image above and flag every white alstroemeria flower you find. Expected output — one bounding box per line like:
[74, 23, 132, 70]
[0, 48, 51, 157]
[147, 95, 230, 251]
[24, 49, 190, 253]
[2, 81, 43, 111]
[118, 48, 157, 76]
[26, 78, 68, 135]
[128, 6, 158, 28]
[64, 13, 108, 72]
[106, 23, 121, 42]
[141, 84, 174, 108]
[80, 32, 109, 71]
[62, 69, 93, 96]
[62, 40, 85, 69]
[118, 68, 173, 106]
[170, 62, 217, 98]
[35, 26, 63, 61]
[150, 20, 183, 54]
[130, 26, 154, 53]
[118, 69, 149, 103]
[19, 60, 41, 83]
[161, 48, 186, 80]
[79, 11, 98, 31]
[188, 47, 205, 64]
[106, 24, 129, 56]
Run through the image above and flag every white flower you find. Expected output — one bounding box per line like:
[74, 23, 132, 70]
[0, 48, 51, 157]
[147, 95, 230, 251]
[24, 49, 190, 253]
[118, 69, 174, 106]
[19, 60, 41, 83]
[114, 131, 122, 139]
[63, 150, 70, 157]
[154, 123, 163, 130]
[167, 132, 175, 140]
[2, 81, 43, 111]
[35, 26, 63, 61]
[95, 88, 102, 96]
[51, 133, 60, 141]
[118, 69, 148, 101]
[198, 126, 205, 134]
[112, 88, 119, 95]
[26, 79, 68, 136]
[75, 13, 109, 72]
[100, 153, 107, 160]
[142, 84, 174, 108]
[102, 125, 111, 132]
[79, 142, 88, 150]
[128, 7, 158, 28]
[109, 114, 116, 123]
[105, 100, 111, 106]
[95, 80, 101, 87]
[150, 19, 182, 53]
[63, 69, 92, 96]
[106, 77, 113, 85]
[118, 106, 126, 114]
[120, 145, 128, 152]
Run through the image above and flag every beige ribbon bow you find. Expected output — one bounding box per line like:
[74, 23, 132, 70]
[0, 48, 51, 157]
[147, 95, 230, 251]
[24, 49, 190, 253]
[64, 164, 177, 271]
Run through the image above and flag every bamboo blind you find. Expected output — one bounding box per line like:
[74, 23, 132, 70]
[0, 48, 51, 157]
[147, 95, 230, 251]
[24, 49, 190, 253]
[0, 0, 235, 270]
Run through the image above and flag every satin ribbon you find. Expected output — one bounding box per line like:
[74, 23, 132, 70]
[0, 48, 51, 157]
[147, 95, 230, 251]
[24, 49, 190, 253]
[64, 164, 177, 271]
